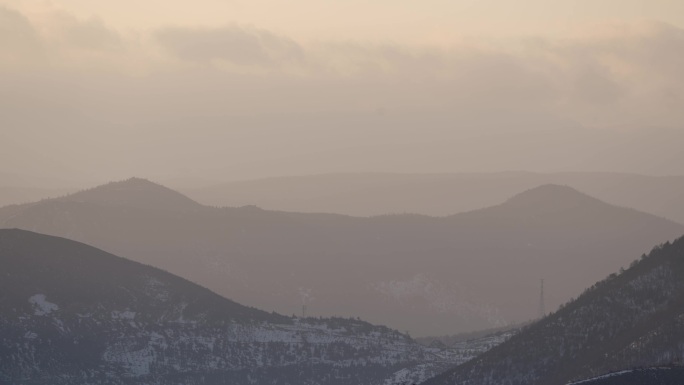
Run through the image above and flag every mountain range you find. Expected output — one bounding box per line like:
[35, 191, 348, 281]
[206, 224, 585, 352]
[181, 172, 684, 223]
[1, 178, 682, 336]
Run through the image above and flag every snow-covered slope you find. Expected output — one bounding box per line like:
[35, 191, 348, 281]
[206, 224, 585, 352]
[0, 229, 475, 385]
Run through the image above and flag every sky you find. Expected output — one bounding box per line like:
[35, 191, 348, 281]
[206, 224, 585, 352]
[2, 0, 684, 186]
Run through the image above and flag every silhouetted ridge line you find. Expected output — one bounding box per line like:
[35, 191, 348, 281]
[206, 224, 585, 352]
[54, 177, 204, 211]
[503, 184, 603, 208]
[182, 172, 684, 224]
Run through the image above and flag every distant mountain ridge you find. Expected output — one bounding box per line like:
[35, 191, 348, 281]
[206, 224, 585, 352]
[52, 177, 204, 211]
[0, 229, 467, 385]
[1, 178, 682, 336]
[500, 184, 606, 211]
[422, 236, 684, 385]
[181, 172, 684, 223]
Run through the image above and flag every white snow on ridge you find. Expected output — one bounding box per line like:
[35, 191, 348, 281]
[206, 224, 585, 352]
[24, 331, 38, 339]
[567, 370, 634, 384]
[566, 367, 676, 384]
[28, 294, 59, 316]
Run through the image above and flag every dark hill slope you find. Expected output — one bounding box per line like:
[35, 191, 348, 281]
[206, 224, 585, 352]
[0, 229, 462, 385]
[1, 181, 682, 336]
[423, 236, 684, 385]
[567, 366, 684, 385]
[0, 228, 283, 324]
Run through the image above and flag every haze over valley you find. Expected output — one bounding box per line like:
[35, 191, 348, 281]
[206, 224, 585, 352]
[2, 0, 684, 384]
[3, 178, 682, 337]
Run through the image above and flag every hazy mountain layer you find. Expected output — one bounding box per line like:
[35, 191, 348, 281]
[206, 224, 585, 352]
[423, 236, 684, 385]
[0, 186, 75, 208]
[1, 179, 682, 336]
[183, 172, 684, 223]
[416, 324, 522, 349]
[0, 229, 471, 385]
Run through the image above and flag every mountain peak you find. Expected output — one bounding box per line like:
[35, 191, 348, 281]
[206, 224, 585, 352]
[56, 177, 203, 211]
[502, 184, 603, 211]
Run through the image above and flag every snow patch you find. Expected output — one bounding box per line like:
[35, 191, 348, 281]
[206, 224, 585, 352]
[568, 368, 674, 384]
[111, 310, 137, 320]
[28, 294, 59, 316]
[144, 276, 170, 302]
[24, 331, 38, 339]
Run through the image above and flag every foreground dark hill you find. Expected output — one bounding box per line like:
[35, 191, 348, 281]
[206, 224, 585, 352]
[567, 367, 684, 385]
[0, 229, 462, 385]
[423, 236, 684, 385]
[183, 172, 684, 223]
[1, 179, 682, 336]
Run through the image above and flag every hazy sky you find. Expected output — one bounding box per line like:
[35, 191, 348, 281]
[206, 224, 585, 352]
[2, 0, 684, 185]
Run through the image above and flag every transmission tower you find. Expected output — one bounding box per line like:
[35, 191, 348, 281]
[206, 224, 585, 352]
[539, 279, 546, 318]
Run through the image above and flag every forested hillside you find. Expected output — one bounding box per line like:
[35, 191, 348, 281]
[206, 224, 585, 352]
[424, 236, 684, 385]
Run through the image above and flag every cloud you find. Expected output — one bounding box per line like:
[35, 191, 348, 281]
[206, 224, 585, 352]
[2, 5, 684, 130]
[0, 6, 45, 66]
[50, 12, 123, 52]
[539, 22, 684, 126]
[0, 5, 131, 72]
[2, 16, 684, 181]
[155, 25, 304, 67]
